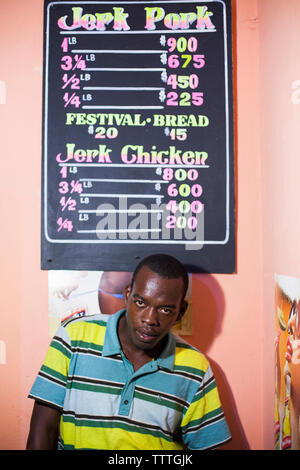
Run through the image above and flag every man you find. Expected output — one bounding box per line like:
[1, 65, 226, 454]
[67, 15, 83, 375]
[27, 254, 231, 450]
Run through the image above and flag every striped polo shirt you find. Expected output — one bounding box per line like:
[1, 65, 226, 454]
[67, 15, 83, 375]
[28, 309, 231, 450]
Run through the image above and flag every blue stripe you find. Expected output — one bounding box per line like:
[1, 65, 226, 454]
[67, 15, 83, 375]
[29, 374, 66, 409]
[69, 353, 125, 381]
[185, 418, 231, 450]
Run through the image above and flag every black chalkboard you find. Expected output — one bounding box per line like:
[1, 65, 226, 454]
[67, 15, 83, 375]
[41, 0, 236, 273]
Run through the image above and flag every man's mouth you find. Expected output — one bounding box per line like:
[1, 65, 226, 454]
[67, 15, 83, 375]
[136, 329, 158, 342]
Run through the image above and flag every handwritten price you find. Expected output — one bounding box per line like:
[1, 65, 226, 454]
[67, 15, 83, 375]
[167, 37, 198, 53]
[168, 54, 205, 69]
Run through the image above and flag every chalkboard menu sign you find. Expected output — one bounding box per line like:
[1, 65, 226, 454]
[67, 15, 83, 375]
[41, 0, 236, 273]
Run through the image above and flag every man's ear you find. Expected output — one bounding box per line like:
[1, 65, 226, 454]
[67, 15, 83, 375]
[177, 300, 188, 322]
[123, 284, 131, 305]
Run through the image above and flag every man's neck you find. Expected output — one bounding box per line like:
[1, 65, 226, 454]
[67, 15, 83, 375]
[117, 314, 165, 372]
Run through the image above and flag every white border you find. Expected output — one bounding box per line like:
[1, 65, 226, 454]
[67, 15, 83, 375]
[43, 1, 231, 245]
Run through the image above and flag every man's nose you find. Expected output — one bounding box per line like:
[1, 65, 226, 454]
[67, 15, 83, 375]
[142, 307, 159, 325]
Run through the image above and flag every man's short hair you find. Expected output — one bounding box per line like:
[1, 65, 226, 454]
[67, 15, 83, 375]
[131, 254, 189, 299]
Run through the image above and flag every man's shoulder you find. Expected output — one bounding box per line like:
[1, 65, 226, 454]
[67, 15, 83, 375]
[57, 310, 125, 347]
[172, 333, 210, 374]
[61, 312, 111, 329]
[57, 312, 116, 347]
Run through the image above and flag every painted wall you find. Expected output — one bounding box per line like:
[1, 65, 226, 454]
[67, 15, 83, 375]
[257, 0, 300, 449]
[1, 0, 297, 450]
[0, 0, 49, 448]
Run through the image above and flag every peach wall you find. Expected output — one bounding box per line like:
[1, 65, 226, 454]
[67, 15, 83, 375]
[0, 0, 291, 450]
[0, 0, 49, 449]
[257, 0, 300, 449]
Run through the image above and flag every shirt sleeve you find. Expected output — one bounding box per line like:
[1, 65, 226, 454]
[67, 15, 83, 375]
[28, 325, 72, 411]
[180, 365, 231, 450]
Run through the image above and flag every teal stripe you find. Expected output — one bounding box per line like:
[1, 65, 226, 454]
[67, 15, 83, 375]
[134, 390, 186, 413]
[51, 338, 71, 359]
[41, 364, 67, 383]
[182, 405, 224, 432]
[67, 380, 121, 396]
[185, 417, 231, 450]
[70, 340, 103, 354]
[173, 364, 205, 378]
[191, 378, 216, 404]
[83, 319, 107, 327]
[203, 378, 216, 393]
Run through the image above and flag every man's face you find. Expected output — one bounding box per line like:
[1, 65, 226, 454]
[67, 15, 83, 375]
[123, 266, 187, 352]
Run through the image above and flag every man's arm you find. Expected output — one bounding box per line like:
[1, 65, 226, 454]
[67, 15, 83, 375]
[26, 401, 61, 450]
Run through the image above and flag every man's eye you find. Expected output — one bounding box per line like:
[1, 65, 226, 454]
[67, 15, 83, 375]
[135, 300, 145, 307]
[160, 307, 172, 315]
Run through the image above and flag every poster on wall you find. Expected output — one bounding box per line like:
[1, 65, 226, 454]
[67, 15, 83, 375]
[275, 274, 300, 450]
[41, 0, 235, 273]
[48, 270, 193, 336]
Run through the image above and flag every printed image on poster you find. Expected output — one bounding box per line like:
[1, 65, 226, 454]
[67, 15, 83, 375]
[275, 274, 300, 450]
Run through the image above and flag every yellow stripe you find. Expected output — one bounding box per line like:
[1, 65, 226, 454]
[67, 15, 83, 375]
[174, 346, 209, 370]
[66, 320, 106, 346]
[181, 386, 221, 427]
[44, 346, 70, 377]
[61, 422, 184, 450]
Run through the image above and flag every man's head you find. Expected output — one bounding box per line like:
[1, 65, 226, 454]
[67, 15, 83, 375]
[122, 254, 188, 355]
[130, 254, 189, 301]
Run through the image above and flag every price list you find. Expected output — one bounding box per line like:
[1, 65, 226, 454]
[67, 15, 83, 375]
[42, 0, 235, 273]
